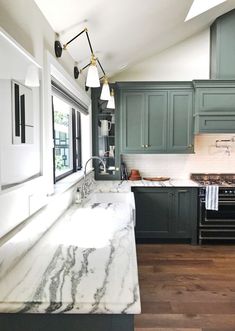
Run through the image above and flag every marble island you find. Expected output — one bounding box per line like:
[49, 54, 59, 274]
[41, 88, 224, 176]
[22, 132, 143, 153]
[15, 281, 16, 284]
[0, 192, 140, 331]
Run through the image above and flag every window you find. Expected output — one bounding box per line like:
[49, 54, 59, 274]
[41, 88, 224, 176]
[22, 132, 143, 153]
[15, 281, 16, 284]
[52, 82, 82, 182]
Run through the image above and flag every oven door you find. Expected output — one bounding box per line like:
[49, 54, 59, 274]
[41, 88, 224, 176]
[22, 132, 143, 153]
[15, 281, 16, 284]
[200, 198, 235, 227]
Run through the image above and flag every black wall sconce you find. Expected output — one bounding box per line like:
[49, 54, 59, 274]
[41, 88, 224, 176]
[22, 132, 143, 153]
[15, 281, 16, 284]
[54, 28, 113, 102]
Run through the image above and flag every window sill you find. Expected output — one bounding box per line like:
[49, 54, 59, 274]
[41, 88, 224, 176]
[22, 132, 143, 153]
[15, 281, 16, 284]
[53, 169, 93, 196]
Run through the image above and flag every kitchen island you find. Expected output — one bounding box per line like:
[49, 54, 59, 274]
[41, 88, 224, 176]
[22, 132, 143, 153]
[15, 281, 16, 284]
[0, 195, 140, 331]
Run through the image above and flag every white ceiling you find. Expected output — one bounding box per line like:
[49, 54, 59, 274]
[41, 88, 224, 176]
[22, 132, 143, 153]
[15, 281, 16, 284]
[34, 0, 235, 78]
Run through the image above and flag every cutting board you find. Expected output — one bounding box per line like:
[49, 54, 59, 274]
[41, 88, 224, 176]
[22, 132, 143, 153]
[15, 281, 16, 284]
[143, 177, 170, 181]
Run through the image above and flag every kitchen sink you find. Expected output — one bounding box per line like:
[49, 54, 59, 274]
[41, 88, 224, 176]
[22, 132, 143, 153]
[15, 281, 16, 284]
[81, 192, 136, 227]
[84, 192, 135, 208]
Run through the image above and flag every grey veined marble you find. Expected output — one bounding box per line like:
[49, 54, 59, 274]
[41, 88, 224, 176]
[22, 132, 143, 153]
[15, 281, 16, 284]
[93, 179, 199, 193]
[0, 202, 140, 314]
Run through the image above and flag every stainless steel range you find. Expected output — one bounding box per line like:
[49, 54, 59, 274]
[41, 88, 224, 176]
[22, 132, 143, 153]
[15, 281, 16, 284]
[191, 174, 235, 244]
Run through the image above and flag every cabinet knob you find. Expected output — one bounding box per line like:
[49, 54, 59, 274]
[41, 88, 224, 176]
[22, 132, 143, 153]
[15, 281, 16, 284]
[188, 144, 193, 149]
[145, 144, 148, 148]
[141, 144, 145, 148]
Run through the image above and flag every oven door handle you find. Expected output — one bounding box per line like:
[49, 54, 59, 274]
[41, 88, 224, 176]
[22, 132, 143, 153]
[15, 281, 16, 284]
[201, 200, 235, 205]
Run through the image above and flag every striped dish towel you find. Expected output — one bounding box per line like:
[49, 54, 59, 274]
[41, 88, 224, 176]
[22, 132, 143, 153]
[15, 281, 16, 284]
[205, 185, 219, 211]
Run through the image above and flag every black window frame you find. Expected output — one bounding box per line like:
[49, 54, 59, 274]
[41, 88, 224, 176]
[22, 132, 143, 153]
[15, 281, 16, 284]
[52, 94, 82, 183]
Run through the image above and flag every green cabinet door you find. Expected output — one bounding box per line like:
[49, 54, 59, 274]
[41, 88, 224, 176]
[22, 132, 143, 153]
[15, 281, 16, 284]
[121, 92, 145, 152]
[173, 189, 191, 237]
[168, 91, 194, 153]
[133, 188, 172, 238]
[173, 188, 198, 244]
[145, 92, 167, 152]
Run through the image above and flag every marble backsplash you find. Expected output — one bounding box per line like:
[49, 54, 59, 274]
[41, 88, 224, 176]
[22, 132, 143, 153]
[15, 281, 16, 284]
[122, 134, 235, 179]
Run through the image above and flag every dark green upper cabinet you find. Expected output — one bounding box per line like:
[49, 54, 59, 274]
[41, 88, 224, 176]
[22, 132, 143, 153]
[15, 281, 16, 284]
[118, 82, 194, 154]
[210, 9, 235, 79]
[168, 91, 193, 153]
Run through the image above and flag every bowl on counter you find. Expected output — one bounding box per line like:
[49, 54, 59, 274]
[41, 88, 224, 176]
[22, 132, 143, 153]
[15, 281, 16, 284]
[128, 169, 141, 181]
[143, 177, 170, 181]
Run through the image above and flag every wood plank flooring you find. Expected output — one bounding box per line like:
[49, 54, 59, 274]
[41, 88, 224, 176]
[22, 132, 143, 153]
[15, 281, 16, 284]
[135, 244, 235, 331]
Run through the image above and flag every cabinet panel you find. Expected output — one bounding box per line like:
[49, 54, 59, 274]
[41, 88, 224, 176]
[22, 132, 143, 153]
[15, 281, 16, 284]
[122, 92, 145, 152]
[134, 189, 172, 238]
[168, 91, 193, 152]
[196, 88, 235, 113]
[174, 189, 191, 237]
[146, 92, 167, 151]
[195, 115, 235, 133]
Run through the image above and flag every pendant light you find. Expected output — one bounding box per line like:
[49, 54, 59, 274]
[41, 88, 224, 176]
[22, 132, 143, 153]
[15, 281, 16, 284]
[86, 54, 100, 88]
[107, 89, 115, 109]
[100, 76, 110, 100]
[25, 64, 40, 87]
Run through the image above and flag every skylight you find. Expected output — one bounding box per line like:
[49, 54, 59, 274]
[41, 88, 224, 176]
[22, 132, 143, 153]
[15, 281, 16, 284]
[185, 0, 227, 21]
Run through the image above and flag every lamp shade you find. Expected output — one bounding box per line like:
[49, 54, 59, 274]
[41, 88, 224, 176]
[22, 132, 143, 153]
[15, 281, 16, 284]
[107, 89, 115, 109]
[100, 77, 110, 100]
[25, 64, 40, 87]
[86, 56, 100, 87]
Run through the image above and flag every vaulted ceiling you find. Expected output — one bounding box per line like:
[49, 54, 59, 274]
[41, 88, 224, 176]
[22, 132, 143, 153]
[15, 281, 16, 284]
[34, 0, 235, 78]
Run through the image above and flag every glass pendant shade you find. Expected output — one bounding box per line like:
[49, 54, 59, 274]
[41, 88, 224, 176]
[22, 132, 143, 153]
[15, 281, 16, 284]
[107, 89, 115, 109]
[25, 64, 40, 87]
[100, 78, 110, 100]
[86, 56, 100, 87]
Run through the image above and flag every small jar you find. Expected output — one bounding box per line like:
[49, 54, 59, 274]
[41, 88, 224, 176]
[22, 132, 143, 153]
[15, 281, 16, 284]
[75, 188, 82, 204]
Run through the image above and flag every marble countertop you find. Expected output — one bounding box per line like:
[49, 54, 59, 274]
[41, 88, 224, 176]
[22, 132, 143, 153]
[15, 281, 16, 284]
[0, 201, 140, 314]
[93, 178, 199, 193]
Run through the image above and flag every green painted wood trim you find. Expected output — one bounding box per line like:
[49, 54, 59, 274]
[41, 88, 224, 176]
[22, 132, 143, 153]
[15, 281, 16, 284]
[116, 81, 193, 90]
[193, 80, 235, 88]
[194, 112, 235, 116]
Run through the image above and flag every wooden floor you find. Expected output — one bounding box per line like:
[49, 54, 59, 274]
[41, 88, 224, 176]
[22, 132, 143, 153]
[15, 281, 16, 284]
[135, 244, 235, 331]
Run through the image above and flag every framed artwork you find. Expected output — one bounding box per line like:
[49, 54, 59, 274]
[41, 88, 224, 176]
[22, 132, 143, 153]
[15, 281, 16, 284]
[12, 80, 34, 144]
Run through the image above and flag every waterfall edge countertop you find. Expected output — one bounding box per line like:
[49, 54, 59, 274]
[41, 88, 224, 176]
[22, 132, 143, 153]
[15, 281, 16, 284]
[0, 201, 140, 314]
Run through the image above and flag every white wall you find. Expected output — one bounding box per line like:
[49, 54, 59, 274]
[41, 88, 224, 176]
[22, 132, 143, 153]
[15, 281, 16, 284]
[0, 0, 92, 238]
[123, 134, 235, 179]
[0, 80, 41, 186]
[111, 29, 210, 82]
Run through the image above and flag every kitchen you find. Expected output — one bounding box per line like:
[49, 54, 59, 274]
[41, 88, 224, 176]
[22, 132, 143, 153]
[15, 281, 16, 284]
[1, 0, 235, 330]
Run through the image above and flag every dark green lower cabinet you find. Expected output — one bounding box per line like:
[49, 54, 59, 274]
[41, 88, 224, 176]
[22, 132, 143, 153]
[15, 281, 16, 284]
[132, 187, 198, 244]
